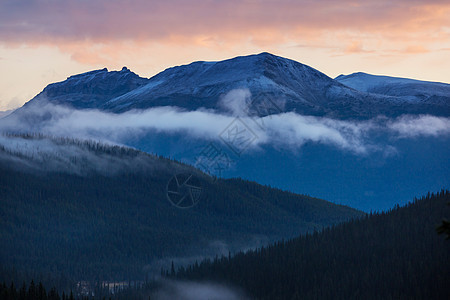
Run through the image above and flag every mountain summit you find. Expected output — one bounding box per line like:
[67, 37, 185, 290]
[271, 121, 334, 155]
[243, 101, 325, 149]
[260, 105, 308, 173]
[102, 52, 371, 118]
[26, 66, 149, 109]
[18, 52, 450, 118]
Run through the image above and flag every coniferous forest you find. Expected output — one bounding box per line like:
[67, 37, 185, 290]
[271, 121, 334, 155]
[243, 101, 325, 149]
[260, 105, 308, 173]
[0, 134, 362, 296]
[1, 191, 448, 299]
[0, 135, 448, 299]
[171, 191, 450, 300]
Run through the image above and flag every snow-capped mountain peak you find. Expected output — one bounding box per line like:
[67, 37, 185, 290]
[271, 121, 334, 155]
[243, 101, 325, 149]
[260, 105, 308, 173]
[17, 53, 450, 119]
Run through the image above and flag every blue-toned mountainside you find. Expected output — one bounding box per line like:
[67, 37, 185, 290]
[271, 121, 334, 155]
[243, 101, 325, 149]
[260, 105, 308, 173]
[26, 66, 149, 109]
[20, 52, 450, 118]
[1, 53, 449, 211]
[171, 191, 450, 300]
[102, 52, 377, 118]
[336, 72, 450, 104]
[0, 134, 362, 281]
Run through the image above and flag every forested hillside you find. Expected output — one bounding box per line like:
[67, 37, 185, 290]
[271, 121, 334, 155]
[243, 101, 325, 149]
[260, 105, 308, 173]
[173, 191, 450, 300]
[0, 134, 361, 285]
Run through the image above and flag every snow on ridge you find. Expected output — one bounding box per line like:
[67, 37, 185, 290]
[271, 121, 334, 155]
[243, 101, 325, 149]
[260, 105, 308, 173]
[336, 72, 450, 93]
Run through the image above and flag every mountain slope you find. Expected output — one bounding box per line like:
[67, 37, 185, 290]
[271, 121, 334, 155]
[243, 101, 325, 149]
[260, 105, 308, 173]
[102, 52, 370, 118]
[173, 191, 450, 300]
[1, 53, 448, 212]
[14, 52, 450, 119]
[25, 67, 149, 109]
[336, 72, 450, 104]
[92, 53, 450, 118]
[0, 134, 363, 281]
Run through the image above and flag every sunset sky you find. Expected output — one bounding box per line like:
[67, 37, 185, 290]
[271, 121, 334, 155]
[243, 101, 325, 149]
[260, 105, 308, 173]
[0, 0, 449, 110]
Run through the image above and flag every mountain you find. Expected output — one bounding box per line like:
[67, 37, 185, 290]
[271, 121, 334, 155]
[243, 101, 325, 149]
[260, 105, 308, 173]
[103, 53, 450, 118]
[16, 52, 450, 119]
[0, 134, 363, 282]
[0, 109, 14, 119]
[102, 52, 376, 118]
[171, 191, 450, 300]
[25, 66, 149, 109]
[336, 72, 450, 104]
[1, 53, 449, 212]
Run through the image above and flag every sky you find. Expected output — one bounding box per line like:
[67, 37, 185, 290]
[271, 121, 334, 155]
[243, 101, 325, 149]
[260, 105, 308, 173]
[0, 0, 449, 111]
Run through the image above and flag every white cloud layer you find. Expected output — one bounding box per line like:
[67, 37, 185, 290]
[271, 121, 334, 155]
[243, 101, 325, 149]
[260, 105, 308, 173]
[0, 134, 186, 176]
[0, 90, 449, 157]
[387, 114, 450, 138]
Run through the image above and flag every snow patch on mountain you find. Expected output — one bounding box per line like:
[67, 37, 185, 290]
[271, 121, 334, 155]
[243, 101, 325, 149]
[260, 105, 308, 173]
[336, 72, 450, 102]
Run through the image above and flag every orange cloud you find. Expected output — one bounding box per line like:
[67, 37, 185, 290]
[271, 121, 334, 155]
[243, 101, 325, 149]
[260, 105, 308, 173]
[402, 45, 430, 54]
[1, 0, 449, 42]
[344, 41, 374, 54]
[0, 0, 449, 100]
[0, 0, 448, 67]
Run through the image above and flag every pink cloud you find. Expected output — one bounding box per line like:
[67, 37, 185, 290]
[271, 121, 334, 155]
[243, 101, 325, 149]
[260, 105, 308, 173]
[1, 0, 449, 80]
[0, 0, 449, 44]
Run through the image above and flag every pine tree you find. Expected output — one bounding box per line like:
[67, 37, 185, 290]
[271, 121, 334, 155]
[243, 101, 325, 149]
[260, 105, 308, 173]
[9, 282, 18, 300]
[19, 282, 27, 300]
[27, 280, 37, 300]
[38, 282, 47, 300]
[170, 261, 175, 277]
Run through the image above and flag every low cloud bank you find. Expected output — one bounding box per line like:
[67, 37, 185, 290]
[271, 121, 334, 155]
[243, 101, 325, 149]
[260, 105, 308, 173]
[0, 90, 449, 157]
[0, 134, 184, 176]
[387, 114, 450, 138]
